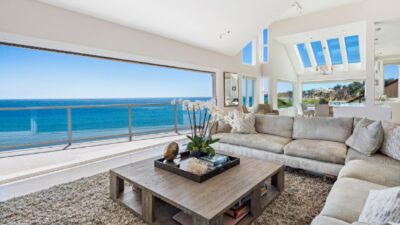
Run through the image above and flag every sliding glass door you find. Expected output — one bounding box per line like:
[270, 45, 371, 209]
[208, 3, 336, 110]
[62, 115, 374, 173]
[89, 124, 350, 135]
[242, 77, 255, 108]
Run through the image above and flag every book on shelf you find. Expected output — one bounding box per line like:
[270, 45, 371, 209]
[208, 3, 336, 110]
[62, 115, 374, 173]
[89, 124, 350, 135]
[261, 186, 268, 197]
[225, 204, 249, 219]
[173, 209, 249, 225]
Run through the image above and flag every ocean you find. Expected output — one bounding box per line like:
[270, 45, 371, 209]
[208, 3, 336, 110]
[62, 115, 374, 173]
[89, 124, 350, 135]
[0, 97, 210, 150]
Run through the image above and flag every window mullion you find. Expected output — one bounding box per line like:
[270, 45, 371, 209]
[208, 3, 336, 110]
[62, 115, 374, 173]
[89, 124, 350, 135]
[305, 43, 317, 69]
[339, 37, 349, 71]
[322, 39, 331, 66]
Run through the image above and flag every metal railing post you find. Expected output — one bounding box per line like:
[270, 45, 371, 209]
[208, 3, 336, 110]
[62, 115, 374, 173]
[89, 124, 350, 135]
[174, 103, 178, 133]
[128, 106, 132, 141]
[67, 107, 72, 145]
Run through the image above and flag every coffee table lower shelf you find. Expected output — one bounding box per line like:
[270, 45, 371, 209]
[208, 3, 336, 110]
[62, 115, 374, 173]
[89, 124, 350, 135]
[110, 169, 283, 225]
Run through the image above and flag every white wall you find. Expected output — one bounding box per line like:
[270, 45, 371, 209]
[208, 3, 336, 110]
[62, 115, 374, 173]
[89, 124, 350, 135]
[0, 0, 262, 109]
[262, 0, 400, 119]
[263, 39, 297, 109]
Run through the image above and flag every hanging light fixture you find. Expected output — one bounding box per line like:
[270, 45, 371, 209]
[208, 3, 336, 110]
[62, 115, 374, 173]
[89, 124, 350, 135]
[317, 65, 334, 75]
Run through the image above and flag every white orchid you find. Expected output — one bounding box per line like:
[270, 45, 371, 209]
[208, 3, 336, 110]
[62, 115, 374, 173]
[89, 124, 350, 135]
[182, 100, 190, 109]
[170, 99, 177, 105]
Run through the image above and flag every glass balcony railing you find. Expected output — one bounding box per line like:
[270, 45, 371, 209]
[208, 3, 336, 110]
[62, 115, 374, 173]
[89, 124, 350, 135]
[0, 102, 195, 151]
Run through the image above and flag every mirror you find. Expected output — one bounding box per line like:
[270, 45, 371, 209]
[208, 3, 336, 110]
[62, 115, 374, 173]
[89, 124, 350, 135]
[224, 72, 239, 107]
[375, 19, 400, 102]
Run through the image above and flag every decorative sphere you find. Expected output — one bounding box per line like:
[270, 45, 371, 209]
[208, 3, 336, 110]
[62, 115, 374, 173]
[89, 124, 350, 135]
[164, 142, 179, 162]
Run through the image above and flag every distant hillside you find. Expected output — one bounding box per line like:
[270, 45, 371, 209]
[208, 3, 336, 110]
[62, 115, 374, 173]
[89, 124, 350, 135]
[302, 81, 365, 103]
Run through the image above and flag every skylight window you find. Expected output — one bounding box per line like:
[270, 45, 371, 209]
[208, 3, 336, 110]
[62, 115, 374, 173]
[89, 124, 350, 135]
[345, 35, 361, 63]
[311, 41, 326, 66]
[296, 43, 312, 68]
[327, 38, 343, 65]
[242, 41, 253, 65]
[262, 28, 269, 63]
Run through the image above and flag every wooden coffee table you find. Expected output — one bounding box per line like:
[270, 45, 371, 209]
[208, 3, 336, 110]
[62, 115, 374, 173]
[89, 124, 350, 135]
[110, 153, 284, 225]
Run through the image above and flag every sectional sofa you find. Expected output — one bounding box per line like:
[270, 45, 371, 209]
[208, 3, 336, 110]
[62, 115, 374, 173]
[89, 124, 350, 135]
[211, 115, 400, 225]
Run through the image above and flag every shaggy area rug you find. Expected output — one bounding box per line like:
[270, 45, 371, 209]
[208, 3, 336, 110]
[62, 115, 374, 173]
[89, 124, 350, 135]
[0, 170, 334, 225]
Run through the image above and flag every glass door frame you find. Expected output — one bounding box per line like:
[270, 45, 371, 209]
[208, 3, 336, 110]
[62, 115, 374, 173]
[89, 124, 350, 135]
[241, 76, 256, 108]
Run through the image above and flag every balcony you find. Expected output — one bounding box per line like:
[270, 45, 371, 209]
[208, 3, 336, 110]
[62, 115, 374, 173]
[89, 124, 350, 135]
[0, 102, 193, 200]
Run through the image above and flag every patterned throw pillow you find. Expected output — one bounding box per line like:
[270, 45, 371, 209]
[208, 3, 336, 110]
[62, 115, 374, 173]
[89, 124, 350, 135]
[381, 127, 400, 160]
[230, 111, 257, 134]
[358, 187, 400, 225]
[345, 118, 384, 156]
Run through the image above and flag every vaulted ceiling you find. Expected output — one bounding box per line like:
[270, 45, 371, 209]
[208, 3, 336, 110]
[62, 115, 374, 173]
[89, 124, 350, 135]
[37, 0, 364, 56]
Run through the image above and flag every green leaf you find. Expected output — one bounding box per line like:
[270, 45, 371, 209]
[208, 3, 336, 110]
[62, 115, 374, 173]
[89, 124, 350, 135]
[207, 147, 216, 156]
[186, 135, 194, 141]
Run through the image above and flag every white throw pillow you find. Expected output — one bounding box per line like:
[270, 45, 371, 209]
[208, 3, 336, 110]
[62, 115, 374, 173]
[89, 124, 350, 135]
[358, 187, 400, 225]
[381, 127, 400, 160]
[345, 118, 383, 156]
[230, 110, 257, 134]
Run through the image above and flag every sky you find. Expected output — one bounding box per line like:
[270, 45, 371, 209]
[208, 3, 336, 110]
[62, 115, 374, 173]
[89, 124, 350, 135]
[0, 45, 213, 99]
[302, 81, 361, 91]
[277, 81, 294, 93]
[242, 42, 253, 65]
[384, 64, 399, 80]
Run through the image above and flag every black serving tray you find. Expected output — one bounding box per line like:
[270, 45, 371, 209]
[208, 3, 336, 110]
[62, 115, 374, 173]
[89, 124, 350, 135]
[154, 151, 240, 183]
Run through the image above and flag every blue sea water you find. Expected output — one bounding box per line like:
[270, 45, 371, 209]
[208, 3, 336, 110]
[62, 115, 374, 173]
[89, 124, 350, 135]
[0, 97, 210, 150]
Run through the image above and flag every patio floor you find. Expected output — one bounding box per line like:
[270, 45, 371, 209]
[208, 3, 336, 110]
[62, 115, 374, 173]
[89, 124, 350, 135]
[0, 132, 187, 201]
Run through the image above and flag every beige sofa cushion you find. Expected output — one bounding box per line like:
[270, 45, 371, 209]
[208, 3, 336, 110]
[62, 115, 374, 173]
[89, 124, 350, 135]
[346, 148, 400, 167]
[320, 178, 387, 223]
[293, 117, 353, 142]
[213, 133, 291, 154]
[255, 115, 294, 138]
[284, 139, 347, 164]
[339, 160, 400, 187]
[311, 216, 350, 225]
[345, 118, 384, 156]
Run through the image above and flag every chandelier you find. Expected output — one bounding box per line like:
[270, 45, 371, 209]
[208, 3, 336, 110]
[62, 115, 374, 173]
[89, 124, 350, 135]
[316, 65, 334, 75]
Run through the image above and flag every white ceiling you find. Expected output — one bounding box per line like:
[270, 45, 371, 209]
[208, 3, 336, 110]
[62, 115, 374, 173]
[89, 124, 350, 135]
[277, 0, 364, 20]
[37, 0, 364, 56]
[375, 19, 400, 60]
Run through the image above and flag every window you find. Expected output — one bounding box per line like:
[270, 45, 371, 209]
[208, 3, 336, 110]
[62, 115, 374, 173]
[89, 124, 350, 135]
[277, 81, 294, 108]
[242, 79, 247, 106]
[242, 41, 253, 65]
[311, 41, 326, 66]
[302, 81, 365, 106]
[327, 38, 343, 65]
[384, 64, 399, 98]
[263, 79, 269, 103]
[0, 44, 214, 149]
[242, 77, 255, 108]
[296, 43, 312, 68]
[262, 28, 269, 63]
[345, 35, 361, 63]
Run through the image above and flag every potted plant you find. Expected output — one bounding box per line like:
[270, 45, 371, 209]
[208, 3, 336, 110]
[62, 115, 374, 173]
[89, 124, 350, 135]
[181, 99, 222, 158]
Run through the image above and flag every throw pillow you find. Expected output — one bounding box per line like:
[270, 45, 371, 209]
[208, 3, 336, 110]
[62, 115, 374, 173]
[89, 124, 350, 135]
[358, 186, 400, 225]
[381, 127, 400, 160]
[216, 121, 232, 133]
[345, 118, 383, 156]
[230, 110, 257, 134]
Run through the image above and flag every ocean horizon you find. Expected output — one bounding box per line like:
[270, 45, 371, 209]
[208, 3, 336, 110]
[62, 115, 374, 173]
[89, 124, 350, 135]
[0, 97, 211, 150]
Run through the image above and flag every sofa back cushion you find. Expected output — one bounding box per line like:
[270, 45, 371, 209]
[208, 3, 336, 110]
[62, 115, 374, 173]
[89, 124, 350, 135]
[380, 121, 400, 160]
[293, 117, 354, 142]
[255, 115, 294, 138]
[345, 118, 384, 156]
